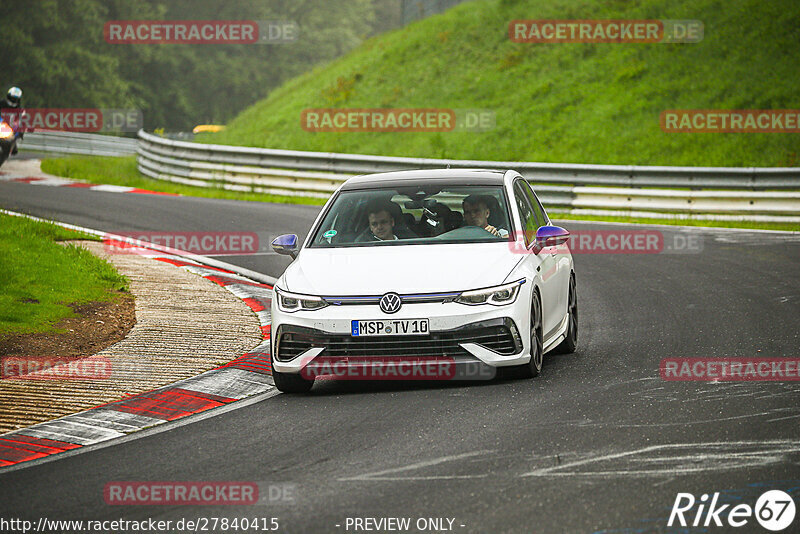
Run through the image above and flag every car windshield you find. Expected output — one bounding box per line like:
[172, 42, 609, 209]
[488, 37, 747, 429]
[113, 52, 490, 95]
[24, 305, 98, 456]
[309, 184, 512, 247]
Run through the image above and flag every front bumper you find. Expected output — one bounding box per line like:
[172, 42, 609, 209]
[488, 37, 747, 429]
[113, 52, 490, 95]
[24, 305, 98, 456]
[271, 297, 533, 374]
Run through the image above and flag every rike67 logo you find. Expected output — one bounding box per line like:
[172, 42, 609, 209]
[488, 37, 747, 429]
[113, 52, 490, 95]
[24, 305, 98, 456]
[669, 490, 796, 531]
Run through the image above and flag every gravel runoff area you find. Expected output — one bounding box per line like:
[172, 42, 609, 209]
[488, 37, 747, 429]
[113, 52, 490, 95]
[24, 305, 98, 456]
[0, 240, 263, 434]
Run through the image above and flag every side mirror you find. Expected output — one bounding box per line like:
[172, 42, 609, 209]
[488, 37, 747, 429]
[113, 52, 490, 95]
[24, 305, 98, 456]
[535, 226, 570, 249]
[271, 234, 298, 259]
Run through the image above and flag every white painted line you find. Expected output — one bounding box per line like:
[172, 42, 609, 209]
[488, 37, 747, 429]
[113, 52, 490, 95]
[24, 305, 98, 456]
[88, 184, 136, 193]
[339, 450, 496, 481]
[344, 475, 489, 481]
[19, 423, 123, 446]
[766, 413, 800, 423]
[226, 284, 274, 299]
[67, 415, 162, 433]
[181, 265, 254, 282]
[250, 341, 271, 352]
[574, 410, 794, 428]
[175, 368, 273, 399]
[28, 177, 75, 186]
[205, 252, 282, 257]
[67, 409, 166, 432]
[520, 440, 800, 478]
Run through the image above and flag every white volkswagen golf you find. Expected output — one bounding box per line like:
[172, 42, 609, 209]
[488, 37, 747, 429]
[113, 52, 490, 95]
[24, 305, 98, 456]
[269, 169, 577, 393]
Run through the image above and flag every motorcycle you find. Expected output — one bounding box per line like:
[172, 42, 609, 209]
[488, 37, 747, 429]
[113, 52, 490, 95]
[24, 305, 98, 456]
[0, 109, 23, 168]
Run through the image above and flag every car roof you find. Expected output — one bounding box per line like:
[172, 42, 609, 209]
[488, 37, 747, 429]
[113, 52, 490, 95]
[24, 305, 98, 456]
[340, 169, 509, 190]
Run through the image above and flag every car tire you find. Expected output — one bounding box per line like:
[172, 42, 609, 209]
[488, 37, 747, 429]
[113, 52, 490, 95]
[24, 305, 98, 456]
[272, 365, 314, 393]
[554, 274, 577, 354]
[512, 289, 543, 379]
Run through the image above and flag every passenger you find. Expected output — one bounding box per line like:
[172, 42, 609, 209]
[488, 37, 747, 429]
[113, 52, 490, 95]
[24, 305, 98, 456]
[462, 195, 508, 237]
[359, 200, 399, 241]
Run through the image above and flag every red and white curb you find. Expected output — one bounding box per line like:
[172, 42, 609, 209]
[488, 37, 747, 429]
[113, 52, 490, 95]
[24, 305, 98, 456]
[0, 170, 176, 196]
[0, 217, 276, 470]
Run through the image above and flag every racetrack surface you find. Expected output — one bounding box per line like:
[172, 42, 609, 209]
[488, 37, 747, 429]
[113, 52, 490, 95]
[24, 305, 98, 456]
[1, 178, 799, 533]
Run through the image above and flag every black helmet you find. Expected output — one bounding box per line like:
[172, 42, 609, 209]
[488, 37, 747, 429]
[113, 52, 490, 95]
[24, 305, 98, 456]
[6, 87, 22, 106]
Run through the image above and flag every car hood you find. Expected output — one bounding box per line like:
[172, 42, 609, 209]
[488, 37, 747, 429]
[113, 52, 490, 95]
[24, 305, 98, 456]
[282, 243, 523, 295]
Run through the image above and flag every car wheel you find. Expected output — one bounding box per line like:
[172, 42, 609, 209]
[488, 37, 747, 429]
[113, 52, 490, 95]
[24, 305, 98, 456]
[271, 360, 314, 393]
[554, 274, 577, 354]
[512, 289, 543, 379]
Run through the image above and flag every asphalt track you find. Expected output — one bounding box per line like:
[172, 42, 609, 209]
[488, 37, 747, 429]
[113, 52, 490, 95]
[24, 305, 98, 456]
[1, 179, 800, 533]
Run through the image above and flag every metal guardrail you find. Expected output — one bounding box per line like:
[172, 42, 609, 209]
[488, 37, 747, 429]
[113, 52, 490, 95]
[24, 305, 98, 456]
[20, 130, 137, 157]
[138, 130, 800, 190]
[136, 130, 800, 222]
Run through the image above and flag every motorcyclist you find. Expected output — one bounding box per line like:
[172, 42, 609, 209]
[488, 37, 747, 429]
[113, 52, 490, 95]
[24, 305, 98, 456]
[1, 87, 23, 154]
[1, 87, 22, 110]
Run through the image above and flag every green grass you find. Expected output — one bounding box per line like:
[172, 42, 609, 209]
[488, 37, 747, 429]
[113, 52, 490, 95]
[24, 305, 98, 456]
[0, 213, 130, 336]
[202, 0, 800, 167]
[40, 156, 326, 206]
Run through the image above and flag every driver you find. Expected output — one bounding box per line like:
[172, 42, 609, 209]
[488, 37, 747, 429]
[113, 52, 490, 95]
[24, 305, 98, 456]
[462, 195, 508, 237]
[362, 200, 399, 241]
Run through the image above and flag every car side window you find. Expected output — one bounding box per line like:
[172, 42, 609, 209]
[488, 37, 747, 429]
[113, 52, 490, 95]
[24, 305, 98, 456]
[521, 180, 547, 228]
[513, 182, 537, 247]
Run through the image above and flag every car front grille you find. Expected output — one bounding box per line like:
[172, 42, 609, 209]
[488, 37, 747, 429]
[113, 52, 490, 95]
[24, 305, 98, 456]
[275, 321, 521, 362]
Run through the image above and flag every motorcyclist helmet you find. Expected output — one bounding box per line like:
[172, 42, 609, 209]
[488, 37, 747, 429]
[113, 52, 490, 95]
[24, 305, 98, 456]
[6, 87, 22, 106]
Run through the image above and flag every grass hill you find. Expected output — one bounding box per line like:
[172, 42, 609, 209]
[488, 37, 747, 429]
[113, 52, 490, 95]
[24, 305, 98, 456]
[201, 0, 800, 167]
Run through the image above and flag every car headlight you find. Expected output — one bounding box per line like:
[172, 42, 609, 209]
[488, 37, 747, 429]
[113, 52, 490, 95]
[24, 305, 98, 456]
[275, 288, 328, 312]
[455, 279, 525, 306]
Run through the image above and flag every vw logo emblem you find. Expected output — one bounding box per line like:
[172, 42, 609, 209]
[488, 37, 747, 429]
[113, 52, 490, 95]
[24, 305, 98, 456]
[379, 292, 402, 314]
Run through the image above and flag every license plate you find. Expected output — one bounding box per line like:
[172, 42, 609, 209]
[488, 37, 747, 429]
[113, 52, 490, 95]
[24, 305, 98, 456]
[351, 319, 429, 337]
